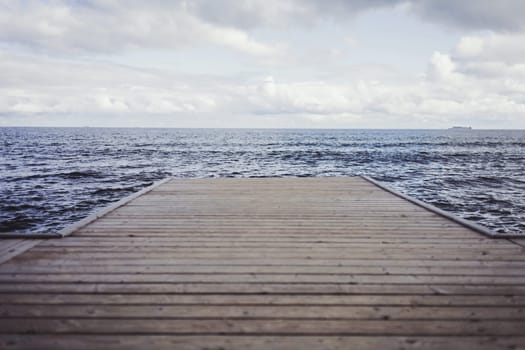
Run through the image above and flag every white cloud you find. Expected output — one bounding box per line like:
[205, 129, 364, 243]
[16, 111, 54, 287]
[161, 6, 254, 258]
[0, 0, 279, 56]
[455, 36, 484, 58]
[204, 24, 278, 56]
[2, 48, 525, 128]
[0, 52, 220, 117]
[1, 0, 524, 58]
[454, 32, 525, 65]
[1, 1, 525, 128]
[426, 52, 460, 83]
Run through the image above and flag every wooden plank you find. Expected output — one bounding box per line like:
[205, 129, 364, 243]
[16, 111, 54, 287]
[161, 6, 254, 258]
[33, 236, 501, 243]
[25, 244, 524, 254]
[1, 282, 525, 295]
[2, 304, 524, 320]
[362, 177, 505, 238]
[510, 239, 525, 248]
[3, 293, 525, 306]
[0, 240, 26, 255]
[28, 246, 523, 254]
[7, 258, 525, 268]
[56, 178, 172, 237]
[2, 273, 525, 285]
[34, 241, 513, 249]
[12, 252, 525, 261]
[74, 231, 480, 238]
[1, 335, 524, 350]
[1, 177, 524, 349]
[0, 240, 42, 265]
[2, 264, 524, 276]
[1, 318, 525, 335]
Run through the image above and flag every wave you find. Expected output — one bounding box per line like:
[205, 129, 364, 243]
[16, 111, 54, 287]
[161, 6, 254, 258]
[1, 127, 523, 235]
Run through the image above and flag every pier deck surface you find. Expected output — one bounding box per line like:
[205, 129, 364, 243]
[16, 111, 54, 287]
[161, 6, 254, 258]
[1, 177, 525, 349]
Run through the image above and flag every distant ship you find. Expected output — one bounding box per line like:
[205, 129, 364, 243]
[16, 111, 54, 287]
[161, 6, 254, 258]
[448, 126, 472, 131]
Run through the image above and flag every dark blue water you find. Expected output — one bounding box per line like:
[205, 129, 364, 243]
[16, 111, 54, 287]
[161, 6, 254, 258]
[1, 127, 524, 235]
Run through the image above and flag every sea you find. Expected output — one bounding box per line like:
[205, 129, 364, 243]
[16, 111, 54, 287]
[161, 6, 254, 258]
[1, 127, 524, 236]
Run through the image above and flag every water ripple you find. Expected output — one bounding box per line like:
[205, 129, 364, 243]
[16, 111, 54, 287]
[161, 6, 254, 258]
[1, 127, 524, 235]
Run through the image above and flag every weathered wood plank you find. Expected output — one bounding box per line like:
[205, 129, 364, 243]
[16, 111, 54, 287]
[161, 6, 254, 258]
[1, 318, 524, 335]
[0, 240, 25, 255]
[2, 264, 524, 276]
[0, 240, 42, 265]
[7, 257, 525, 268]
[1, 177, 523, 349]
[1, 304, 524, 320]
[2, 335, 525, 350]
[28, 246, 524, 255]
[2, 273, 525, 285]
[3, 293, 525, 306]
[1, 282, 524, 295]
[12, 251, 525, 261]
[31, 236, 508, 245]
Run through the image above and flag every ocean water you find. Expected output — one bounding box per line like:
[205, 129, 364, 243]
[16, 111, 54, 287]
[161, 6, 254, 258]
[1, 127, 524, 235]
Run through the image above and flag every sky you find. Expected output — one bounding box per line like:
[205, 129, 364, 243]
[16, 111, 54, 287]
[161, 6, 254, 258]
[1, 0, 525, 129]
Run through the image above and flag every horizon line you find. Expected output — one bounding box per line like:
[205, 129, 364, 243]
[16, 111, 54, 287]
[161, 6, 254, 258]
[1, 125, 524, 131]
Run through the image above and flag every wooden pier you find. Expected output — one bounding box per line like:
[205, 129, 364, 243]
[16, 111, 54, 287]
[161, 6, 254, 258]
[1, 177, 525, 349]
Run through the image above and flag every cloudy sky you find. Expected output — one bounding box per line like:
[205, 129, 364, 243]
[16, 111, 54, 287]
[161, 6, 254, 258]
[1, 0, 525, 128]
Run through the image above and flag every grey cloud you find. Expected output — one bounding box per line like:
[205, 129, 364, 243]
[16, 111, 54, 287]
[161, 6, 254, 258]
[300, 0, 525, 32]
[305, 0, 401, 16]
[0, 0, 409, 55]
[290, 0, 525, 32]
[165, 0, 399, 29]
[2, 0, 524, 56]
[304, 0, 525, 32]
[411, 0, 525, 31]
[0, 0, 278, 55]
